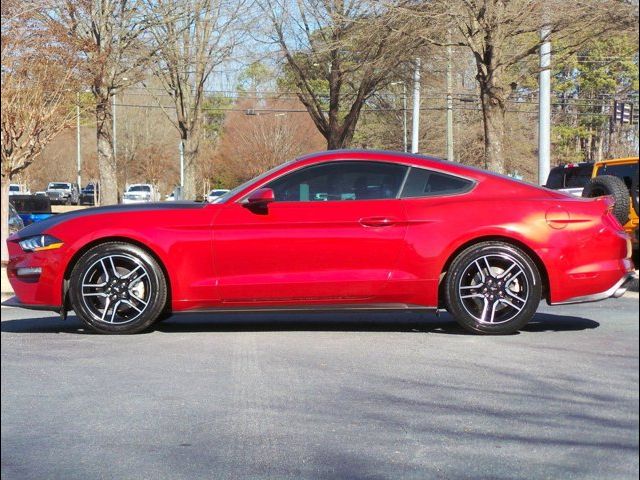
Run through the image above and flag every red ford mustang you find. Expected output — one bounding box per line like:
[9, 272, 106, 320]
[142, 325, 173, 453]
[5, 150, 636, 334]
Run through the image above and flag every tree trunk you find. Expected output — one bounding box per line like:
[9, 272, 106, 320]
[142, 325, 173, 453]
[182, 132, 200, 200]
[480, 88, 507, 174]
[327, 131, 343, 150]
[1, 175, 10, 265]
[95, 97, 119, 204]
[325, 113, 361, 150]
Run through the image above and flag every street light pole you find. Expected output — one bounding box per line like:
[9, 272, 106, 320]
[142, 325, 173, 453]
[446, 42, 454, 162]
[76, 92, 81, 188]
[112, 93, 117, 164]
[411, 58, 421, 154]
[179, 140, 184, 200]
[538, 27, 552, 185]
[402, 83, 408, 153]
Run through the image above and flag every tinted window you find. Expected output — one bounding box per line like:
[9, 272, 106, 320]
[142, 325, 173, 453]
[546, 164, 593, 189]
[597, 163, 638, 190]
[9, 195, 51, 213]
[129, 185, 151, 192]
[546, 167, 564, 189]
[48, 183, 70, 189]
[266, 161, 408, 202]
[400, 168, 473, 198]
[565, 165, 593, 188]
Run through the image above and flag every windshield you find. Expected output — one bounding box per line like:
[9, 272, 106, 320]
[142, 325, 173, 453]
[212, 160, 296, 204]
[128, 185, 151, 192]
[9, 185, 19, 192]
[48, 183, 70, 190]
[209, 190, 229, 196]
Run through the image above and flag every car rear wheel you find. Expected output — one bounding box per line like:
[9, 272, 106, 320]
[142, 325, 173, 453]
[445, 241, 542, 335]
[69, 242, 167, 334]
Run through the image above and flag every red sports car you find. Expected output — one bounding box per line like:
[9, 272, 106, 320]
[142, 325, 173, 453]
[5, 150, 636, 334]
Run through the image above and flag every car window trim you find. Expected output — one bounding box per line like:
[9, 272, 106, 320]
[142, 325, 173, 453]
[233, 158, 479, 205]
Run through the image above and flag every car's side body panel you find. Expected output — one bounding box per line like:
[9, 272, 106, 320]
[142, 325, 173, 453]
[212, 198, 408, 305]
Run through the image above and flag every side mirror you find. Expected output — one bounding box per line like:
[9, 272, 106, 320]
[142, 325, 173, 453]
[245, 188, 275, 207]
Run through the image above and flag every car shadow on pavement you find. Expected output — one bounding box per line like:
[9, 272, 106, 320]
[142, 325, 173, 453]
[0, 310, 599, 335]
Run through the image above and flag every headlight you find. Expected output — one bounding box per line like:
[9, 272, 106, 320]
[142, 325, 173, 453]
[18, 235, 64, 252]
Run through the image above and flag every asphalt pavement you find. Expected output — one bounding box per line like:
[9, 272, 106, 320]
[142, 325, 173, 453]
[1, 295, 638, 480]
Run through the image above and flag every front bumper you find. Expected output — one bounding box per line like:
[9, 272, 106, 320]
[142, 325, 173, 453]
[6, 240, 66, 308]
[551, 271, 637, 305]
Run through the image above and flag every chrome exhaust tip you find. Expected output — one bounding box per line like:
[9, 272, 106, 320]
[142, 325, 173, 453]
[613, 286, 628, 298]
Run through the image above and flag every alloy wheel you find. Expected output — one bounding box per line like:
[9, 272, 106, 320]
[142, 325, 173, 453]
[457, 253, 530, 325]
[80, 253, 152, 325]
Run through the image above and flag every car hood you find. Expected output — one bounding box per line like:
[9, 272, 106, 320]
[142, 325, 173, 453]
[11, 201, 207, 240]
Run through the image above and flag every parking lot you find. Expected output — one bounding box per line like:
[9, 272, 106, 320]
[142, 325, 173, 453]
[1, 295, 638, 480]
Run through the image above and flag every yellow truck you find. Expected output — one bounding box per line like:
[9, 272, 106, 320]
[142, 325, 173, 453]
[582, 156, 639, 251]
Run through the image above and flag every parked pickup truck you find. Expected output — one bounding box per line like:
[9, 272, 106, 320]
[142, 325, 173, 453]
[8, 194, 55, 226]
[46, 182, 79, 205]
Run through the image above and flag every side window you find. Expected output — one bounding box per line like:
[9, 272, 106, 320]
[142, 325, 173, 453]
[401, 167, 473, 198]
[266, 161, 408, 202]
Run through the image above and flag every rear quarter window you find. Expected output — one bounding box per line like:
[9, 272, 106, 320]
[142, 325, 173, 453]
[401, 168, 473, 198]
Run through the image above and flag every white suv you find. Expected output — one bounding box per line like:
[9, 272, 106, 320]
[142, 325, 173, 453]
[9, 184, 31, 195]
[122, 184, 160, 204]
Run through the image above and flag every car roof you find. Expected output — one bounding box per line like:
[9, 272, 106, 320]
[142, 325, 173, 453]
[295, 149, 446, 163]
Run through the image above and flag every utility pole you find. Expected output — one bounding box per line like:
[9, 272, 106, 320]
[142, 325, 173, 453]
[76, 92, 81, 188]
[446, 40, 454, 162]
[411, 58, 421, 154]
[179, 140, 185, 200]
[112, 93, 117, 164]
[538, 27, 551, 185]
[402, 82, 408, 153]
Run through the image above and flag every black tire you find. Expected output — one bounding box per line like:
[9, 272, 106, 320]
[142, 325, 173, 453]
[582, 175, 630, 225]
[65, 196, 71, 205]
[444, 241, 542, 335]
[69, 242, 167, 334]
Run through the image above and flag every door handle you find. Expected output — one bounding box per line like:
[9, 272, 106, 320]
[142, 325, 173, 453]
[359, 217, 399, 227]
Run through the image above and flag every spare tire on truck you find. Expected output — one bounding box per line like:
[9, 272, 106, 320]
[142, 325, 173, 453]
[582, 175, 630, 226]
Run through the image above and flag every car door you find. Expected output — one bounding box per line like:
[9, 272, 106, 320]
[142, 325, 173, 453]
[212, 160, 409, 305]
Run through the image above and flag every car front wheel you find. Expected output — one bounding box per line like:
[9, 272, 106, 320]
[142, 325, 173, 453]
[69, 242, 167, 334]
[444, 241, 542, 335]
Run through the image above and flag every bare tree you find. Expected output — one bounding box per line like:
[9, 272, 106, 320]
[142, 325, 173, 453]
[1, 0, 80, 263]
[144, 0, 248, 200]
[261, 0, 422, 150]
[50, 0, 157, 204]
[390, 0, 638, 173]
[216, 98, 325, 185]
